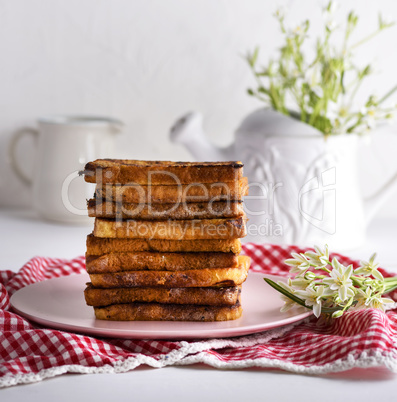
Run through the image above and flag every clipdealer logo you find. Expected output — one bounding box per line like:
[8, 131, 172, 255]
[62, 167, 336, 237]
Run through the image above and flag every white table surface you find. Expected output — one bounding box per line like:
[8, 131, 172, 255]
[2, 208, 397, 401]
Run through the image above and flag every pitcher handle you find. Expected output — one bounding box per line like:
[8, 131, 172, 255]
[8, 128, 39, 186]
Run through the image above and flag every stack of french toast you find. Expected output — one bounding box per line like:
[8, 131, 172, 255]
[82, 159, 250, 321]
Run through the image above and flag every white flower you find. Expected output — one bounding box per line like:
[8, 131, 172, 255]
[305, 244, 329, 268]
[326, 99, 344, 122]
[295, 286, 329, 317]
[368, 295, 395, 311]
[290, 276, 312, 289]
[280, 294, 297, 312]
[360, 106, 377, 129]
[354, 287, 395, 312]
[352, 286, 373, 310]
[323, 258, 355, 302]
[285, 253, 311, 274]
[338, 105, 350, 118]
[277, 280, 298, 313]
[293, 25, 303, 35]
[278, 244, 397, 319]
[273, 7, 285, 20]
[289, 21, 309, 39]
[325, 20, 338, 32]
[354, 253, 384, 281]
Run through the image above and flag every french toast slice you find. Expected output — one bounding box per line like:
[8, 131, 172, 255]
[93, 217, 247, 240]
[94, 177, 248, 204]
[83, 159, 243, 185]
[84, 283, 241, 307]
[93, 301, 242, 321]
[86, 234, 242, 254]
[88, 199, 245, 220]
[86, 252, 239, 273]
[89, 256, 250, 288]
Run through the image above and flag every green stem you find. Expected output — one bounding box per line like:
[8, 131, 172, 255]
[385, 284, 397, 294]
[347, 75, 364, 108]
[342, 296, 355, 312]
[308, 100, 323, 126]
[264, 278, 308, 307]
[249, 92, 269, 105]
[351, 275, 364, 287]
[319, 266, 331, 274]
[350, 29, 384, 49]
[346, 118, 363, 133]
[383, 278, 397, 294]
[378, 84, 397, 105]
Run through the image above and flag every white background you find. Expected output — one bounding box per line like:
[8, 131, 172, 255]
[1, 0, 397, 219]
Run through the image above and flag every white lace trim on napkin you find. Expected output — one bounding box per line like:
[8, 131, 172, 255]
[1, 317, 395, 388]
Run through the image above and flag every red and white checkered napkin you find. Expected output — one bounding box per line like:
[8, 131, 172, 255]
[1, 244, 397, 388]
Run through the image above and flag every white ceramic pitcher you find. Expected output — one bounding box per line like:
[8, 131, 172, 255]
[9, 116, 123, 223]
[170, 109, 397, 249]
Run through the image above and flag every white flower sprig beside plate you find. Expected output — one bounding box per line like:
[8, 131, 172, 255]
[265, 245, 397, 319]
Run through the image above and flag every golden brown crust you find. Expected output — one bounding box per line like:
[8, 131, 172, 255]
[93, 301, 242, 321]
[93, 217, 247, 240]
[87, 199, 245, 220]
[89, 256, 250, 288]
[85, 252, 239, 273]
[94, 178, 248, 204]
[83, 159, 243, 185]
[84, 284, 241, 307]
[86, 234, 242, 254]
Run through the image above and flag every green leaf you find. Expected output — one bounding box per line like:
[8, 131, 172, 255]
[326, 1, 332, 12]
[348, 11, 358, 27]
[383, 277, 397, 294]
[247, 89, 254, 96]
[384, 284, 397, 294]
[263, 278, 343, 314]
[249, 47, 259, 68]
[378, 13, 394, 29]
[264, 278, 308, 307]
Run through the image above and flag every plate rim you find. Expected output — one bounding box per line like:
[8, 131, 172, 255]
[10, 272, 312, 340]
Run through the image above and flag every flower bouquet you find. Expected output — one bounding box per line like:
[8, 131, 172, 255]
[266, 245, 397, 318]
[246, 1, 397, 136]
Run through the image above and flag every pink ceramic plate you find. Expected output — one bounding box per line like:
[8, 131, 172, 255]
[10, 272, 311, 339]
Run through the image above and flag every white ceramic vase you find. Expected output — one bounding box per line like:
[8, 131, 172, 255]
[170, 109, 397, 250]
